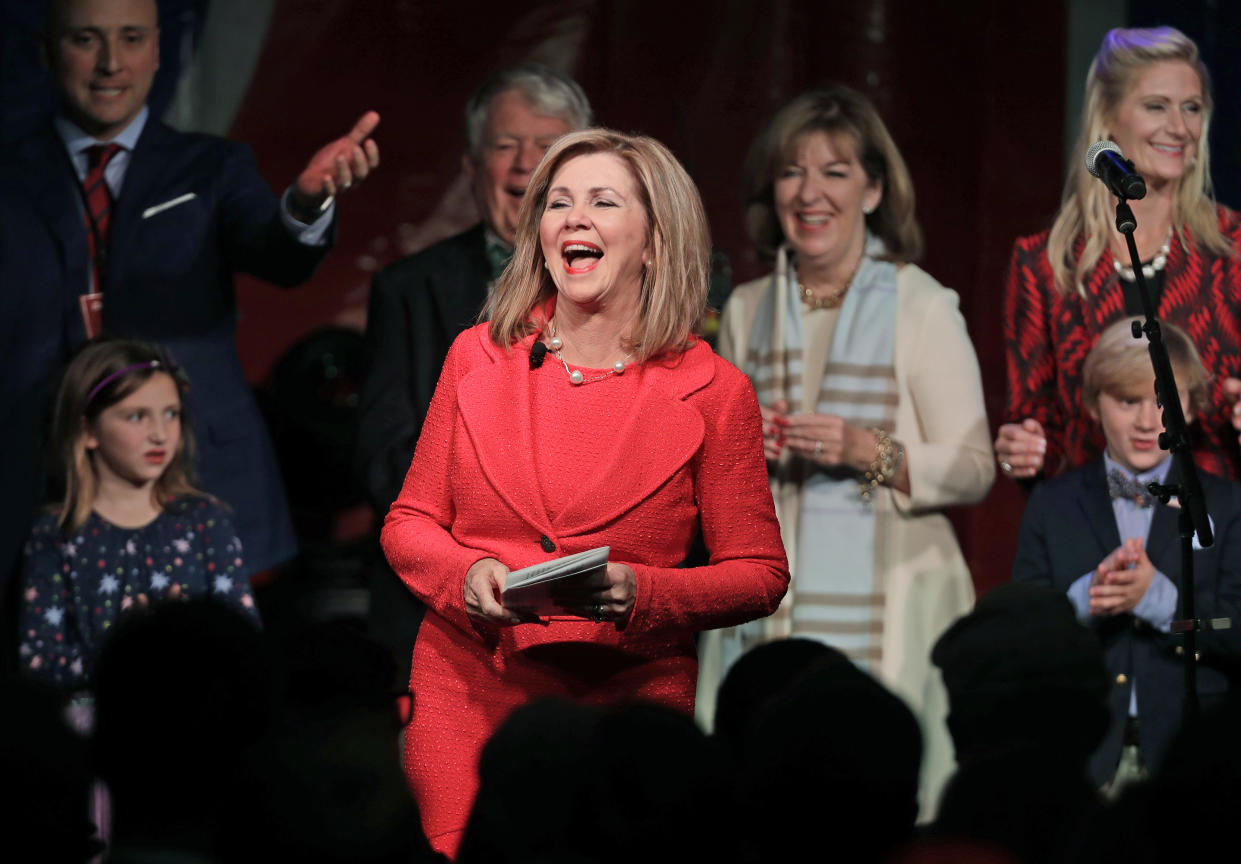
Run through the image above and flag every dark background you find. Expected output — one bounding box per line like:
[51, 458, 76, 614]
[4, 0, 1237, 595]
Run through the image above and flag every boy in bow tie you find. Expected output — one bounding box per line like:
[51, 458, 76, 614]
[1012, 319, 1241, 790]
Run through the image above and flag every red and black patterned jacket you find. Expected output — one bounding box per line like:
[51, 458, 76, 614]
[1004, 205, 1241, 481]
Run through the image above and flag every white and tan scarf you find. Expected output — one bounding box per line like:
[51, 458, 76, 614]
[741, 236, 899, 667]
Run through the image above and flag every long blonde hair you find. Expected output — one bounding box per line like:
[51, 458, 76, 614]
[1048, 26, 1229, 297]
[52, 339, 200, 534]
[486, 128, 710, 361]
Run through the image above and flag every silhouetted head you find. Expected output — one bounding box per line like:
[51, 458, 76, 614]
[737, 657, 923, 863]
[932, 582, 1109, 763]
[713, 637, 845, 761]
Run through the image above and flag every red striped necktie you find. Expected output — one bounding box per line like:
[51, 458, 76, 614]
[81, 142, 123, 293]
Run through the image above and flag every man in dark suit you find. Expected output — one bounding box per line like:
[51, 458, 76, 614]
[356, 63, 590, 672]
[0, 0, 379, 605]
[1012, 320, 1241, 788]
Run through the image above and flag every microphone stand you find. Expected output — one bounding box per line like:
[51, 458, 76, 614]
[1112, 198, 1226, 724]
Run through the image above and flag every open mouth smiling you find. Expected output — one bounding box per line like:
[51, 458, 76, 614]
[795, 212, 831, 228]
[561, 241, 603, 273]
[90, 82, 129, 97]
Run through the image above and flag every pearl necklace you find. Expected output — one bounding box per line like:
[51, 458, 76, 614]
[1114, 229, 1172, 282]
[546, 320, 633, 385]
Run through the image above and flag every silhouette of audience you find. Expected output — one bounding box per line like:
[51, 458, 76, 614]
[461, 698, 734, 864]
[92, 601, 274, 862]
[458, 698, 602, 864]
[928, 582, 1109, 864]
[90, 605, 441, 863]
[712, 636, 839, 764]
[568, 702, 736, 864]
[732, 647, 923, 864]
[0, 675, 100, 863]
[12, 584, 1237, 863]
[228, 617, 441, 863]
[1074, 692, 1241, 864]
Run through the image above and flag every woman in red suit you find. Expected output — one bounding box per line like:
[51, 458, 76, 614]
[998, 26, 1241, 482]
[381, 128, 789, 857]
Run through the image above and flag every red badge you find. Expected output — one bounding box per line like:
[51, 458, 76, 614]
[79, 292, 104, 339]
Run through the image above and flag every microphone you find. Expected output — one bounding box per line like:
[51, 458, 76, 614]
[530, 341, 548, 369]
[1086, 140, 1147, 200]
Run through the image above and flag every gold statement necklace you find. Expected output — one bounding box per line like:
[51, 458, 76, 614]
[797, 251, 865, 311]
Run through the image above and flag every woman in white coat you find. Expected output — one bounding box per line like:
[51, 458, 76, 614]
[702, 85, 995, 815]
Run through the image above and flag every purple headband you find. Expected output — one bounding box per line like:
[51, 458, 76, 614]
[86, 360, 162, 406]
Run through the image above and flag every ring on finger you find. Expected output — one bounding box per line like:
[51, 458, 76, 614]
[593, 603, 605, 622]
[814, 440, 823, 457]
[1000, 460, 1013, 473]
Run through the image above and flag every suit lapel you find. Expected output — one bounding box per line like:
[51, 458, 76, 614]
[1078, 461, 1122, 555]
[16, 128, 91, 329]
[553, 349, 712, 534]
[105, 121, 174, 293]
[457, 333, 553, 535]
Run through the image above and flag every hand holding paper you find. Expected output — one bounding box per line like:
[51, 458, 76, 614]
[502, 546, 634, 621]
[465, 557, 526, 626]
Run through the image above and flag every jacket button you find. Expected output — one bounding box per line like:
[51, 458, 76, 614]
[540, 535, 555, 553]
[1115, 673, 1128, 685]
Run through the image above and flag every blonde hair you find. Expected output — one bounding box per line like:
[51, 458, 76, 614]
[1048, 26, 1229, 297]
[486, 128, 710, 360]
[1082, 318, 1209, 415]
[51, 339, 200, 534]
[743, 85, 923, 264]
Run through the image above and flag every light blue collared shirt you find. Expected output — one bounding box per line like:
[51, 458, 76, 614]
[53, 108, 334, 271]
[1067, 452, 1179, 716]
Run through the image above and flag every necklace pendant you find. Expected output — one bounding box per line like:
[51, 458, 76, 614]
[568, 369, 584, 385]
[613, 360, 626, 374]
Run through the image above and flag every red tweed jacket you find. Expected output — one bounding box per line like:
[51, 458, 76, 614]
[381, 322, 788, 855]
[1003, 205, 1241, 480]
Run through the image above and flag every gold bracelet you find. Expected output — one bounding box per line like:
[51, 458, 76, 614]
[859, 427, 897, 503]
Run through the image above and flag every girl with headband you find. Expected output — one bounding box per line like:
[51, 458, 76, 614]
[18, 339, 259, 691]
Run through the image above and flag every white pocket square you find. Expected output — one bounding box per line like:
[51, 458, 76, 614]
[142, 193, 197, 219]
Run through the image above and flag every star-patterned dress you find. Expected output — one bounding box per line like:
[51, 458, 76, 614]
[18, 496, 259, 690]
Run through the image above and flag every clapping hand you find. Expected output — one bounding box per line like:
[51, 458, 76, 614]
[783, 412, 871, 469]
[1089, 538, 1155, 616]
